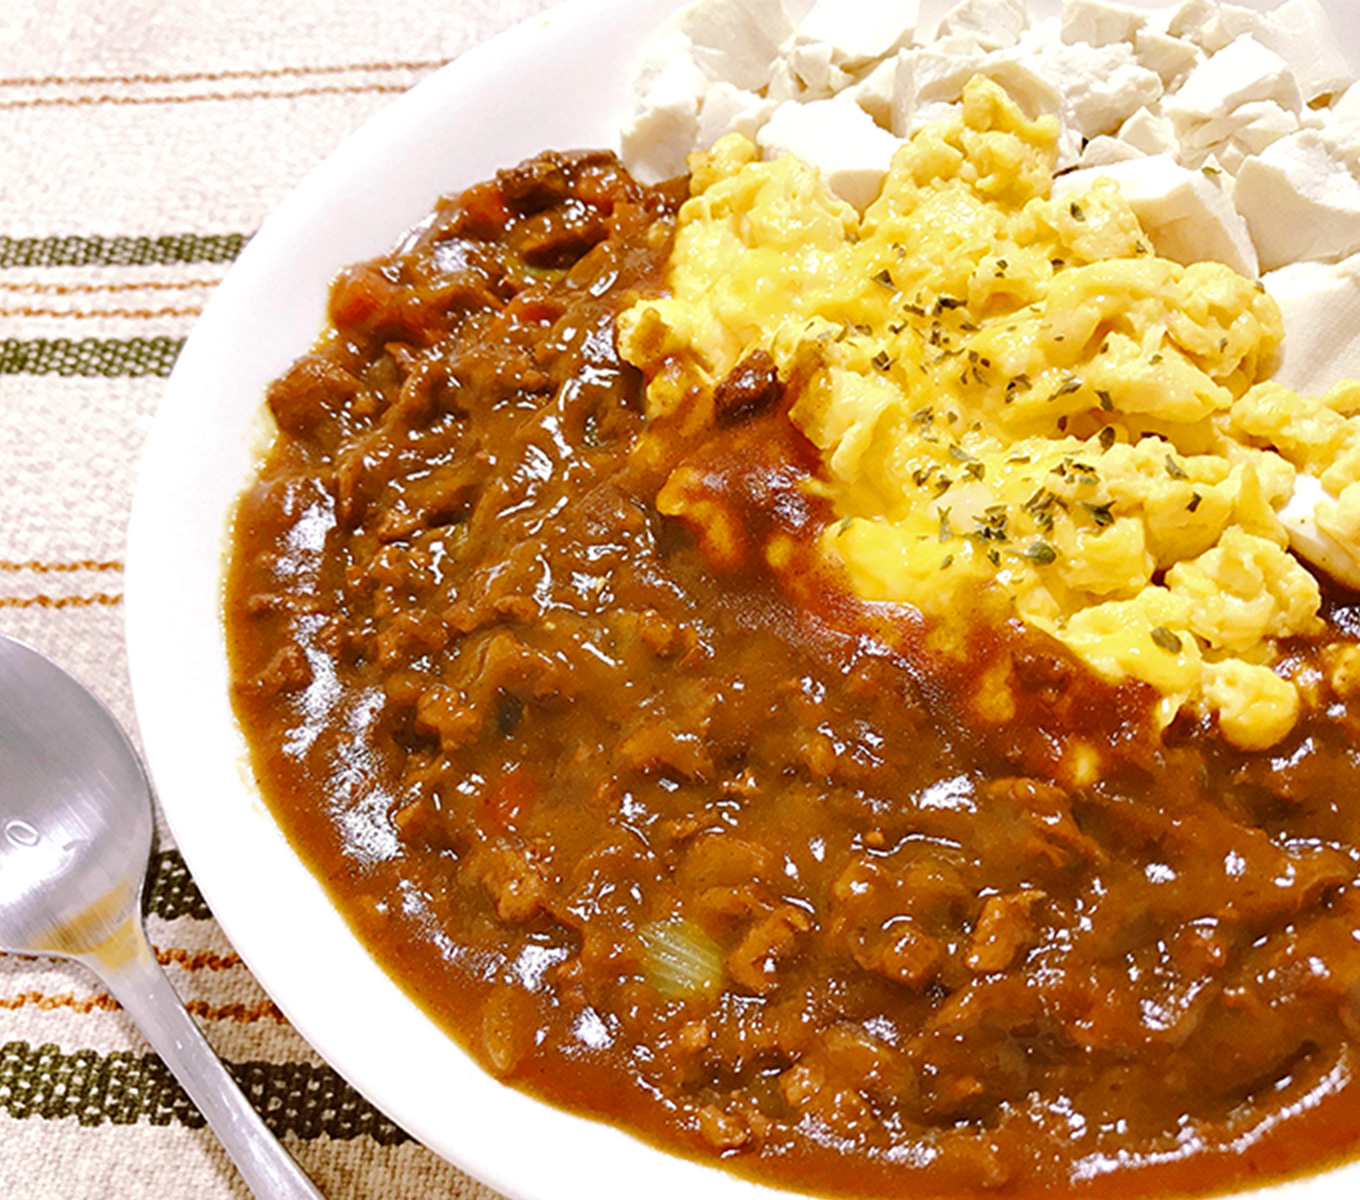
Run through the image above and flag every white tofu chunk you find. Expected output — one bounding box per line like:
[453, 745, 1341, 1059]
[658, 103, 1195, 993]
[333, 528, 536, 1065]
[1263, 254, 1360, 395]
[1061, 0, 1146, 48]
[787, 40, 836, 93]
[1333, 82, 1360, 125]
[1230, 101, 1302, 157]
[1321, 115, 1360, 177]
[983, 56, 1067, 126]
[896, 45, 982, 104]
[1026, 36, 1164, 139]
[790, 0, 919, 70]
[1164, 36, 1303, 145]
[890, 46, 980, 136]
[935, 0, 1030, 52]
[1053, 155, 1259, 277]
[1214, 142, 1248, 174]
[767, 57, 803, 103]
[1218, 0, 1351, 102]
[1080, 136, 1146, 167]
[696, 83, 778, 150]
[676, 0, 793, 91]
[909, 100, 965, 133]
[1236, 131, 1360, 270]
[1118, 107, 1178, 157]
[620, 29, 710, 181]
[1200, 157, 1236, 200]
[1165, 0, 1231, 53]
[930, 32, 988, 57]
[827, 65, 858, 95]
[892, 40, 1065, 134]
[1134, 28, 1202, 90]
[757, 98, 905, 211]
[840, 56, 898, 128]
[1177, 100, 1300, 163]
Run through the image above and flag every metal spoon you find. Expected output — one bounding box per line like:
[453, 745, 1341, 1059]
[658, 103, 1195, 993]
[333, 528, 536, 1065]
[0, 633, 325, 1199]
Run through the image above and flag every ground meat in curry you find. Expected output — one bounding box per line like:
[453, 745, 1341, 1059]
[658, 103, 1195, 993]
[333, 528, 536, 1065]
[225, 150, 1360, 1198]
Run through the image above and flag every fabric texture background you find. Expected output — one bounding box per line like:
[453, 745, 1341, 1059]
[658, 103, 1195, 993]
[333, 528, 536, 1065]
[0, 2, 565, 1196]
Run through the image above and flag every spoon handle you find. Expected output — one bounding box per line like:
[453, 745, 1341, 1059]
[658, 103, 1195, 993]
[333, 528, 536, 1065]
[86, 918, 326, 1200]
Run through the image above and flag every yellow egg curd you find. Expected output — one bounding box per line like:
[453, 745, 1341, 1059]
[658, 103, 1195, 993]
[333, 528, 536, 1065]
[619, 76, 1360, 752]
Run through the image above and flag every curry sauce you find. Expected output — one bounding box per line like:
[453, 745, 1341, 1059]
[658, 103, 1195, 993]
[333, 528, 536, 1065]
[226, 150, 1360, 1198]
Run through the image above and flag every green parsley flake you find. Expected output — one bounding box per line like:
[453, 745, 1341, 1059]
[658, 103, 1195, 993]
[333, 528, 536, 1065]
[1151, 626, 1182, 654]
[1080, 501, 1114, 527]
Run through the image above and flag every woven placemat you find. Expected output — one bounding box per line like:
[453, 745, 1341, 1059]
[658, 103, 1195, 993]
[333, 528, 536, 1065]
[0, 2, 564, 1195]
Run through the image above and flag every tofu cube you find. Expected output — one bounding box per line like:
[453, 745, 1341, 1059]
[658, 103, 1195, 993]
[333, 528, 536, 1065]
[1164, 36, 1303, 139]
[1134, 27, 1202, 90]
[696, 83, 777, 149]
[935, 0, 1030, 51]
[1164, 0, 1231, 53]
[1218, 0, 1351, 102]
[1230, 101, 1302, 157]
[1321, 113, 1360, 177]
[677, 0, 793, 91]
[1118, 107, 1179, 157]
[1235, 130, 1360, 270]
[620, 29, 710, 181]
[1333, 81, 1360, 125]
[790, 0, 919, 70]
[839, 56, 898, 128]
[1031, 37, 1164, 139]
[1264, 252, 1360, 394]
[1061, 0, 1147, 48]
[1053, 154, 1259, 277]
[1080, 136, 1146, 167]
[757, 98, 906, 211]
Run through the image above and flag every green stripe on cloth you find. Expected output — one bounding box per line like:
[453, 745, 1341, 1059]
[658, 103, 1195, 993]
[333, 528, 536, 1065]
[0, 233, 247, 268]
[145, 850, 212, 921]
[0, 1042, 411, 1144]
[0, 337, 183, 377]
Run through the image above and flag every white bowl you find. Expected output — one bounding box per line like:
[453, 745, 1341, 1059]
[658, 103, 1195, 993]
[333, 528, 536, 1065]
[126, 2, 1360, 1199]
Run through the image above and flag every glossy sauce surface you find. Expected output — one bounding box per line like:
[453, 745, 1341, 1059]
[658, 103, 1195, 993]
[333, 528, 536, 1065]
[226, 152, 1360, 1198]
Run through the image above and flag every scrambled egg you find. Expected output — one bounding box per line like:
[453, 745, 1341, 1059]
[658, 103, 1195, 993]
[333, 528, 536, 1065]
[620, 76, 1359, 752]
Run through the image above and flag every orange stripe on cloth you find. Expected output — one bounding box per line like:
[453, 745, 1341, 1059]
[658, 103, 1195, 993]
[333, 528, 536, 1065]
[156, 948, 243, 973]
[0, 303, 202, 319]
[0, 593, 122, 609]
[4, 948, 244, 972]
[0, 559, 122, 573]
[0, 280, 219, 295]
[0, 989, 287, 1024]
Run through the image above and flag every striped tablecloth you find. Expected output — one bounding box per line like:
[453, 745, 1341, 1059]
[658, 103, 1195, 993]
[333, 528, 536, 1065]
[0, 2, 563, 1195]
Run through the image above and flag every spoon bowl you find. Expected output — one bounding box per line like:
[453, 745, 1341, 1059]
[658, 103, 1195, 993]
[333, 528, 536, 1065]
[0, 633, 324, 1200]
[0, 635, 151, 955]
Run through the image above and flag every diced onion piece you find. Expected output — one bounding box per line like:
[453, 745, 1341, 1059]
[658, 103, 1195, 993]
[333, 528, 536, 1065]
[640, 917, 725, 999]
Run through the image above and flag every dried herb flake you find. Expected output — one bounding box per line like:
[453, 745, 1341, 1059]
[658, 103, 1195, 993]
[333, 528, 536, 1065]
[1151, 626, 1182, 654]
